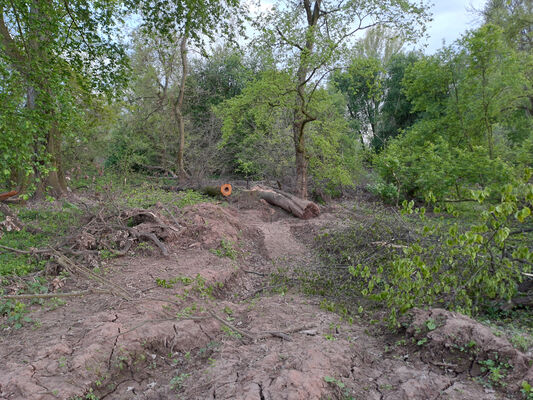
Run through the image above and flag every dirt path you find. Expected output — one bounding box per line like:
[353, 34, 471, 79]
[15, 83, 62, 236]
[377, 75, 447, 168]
[0, 203, 530, 399]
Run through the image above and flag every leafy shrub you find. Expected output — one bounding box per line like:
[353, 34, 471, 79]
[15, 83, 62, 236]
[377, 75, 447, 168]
[352, 175, 533, 326]
[367, 180, 399, 204]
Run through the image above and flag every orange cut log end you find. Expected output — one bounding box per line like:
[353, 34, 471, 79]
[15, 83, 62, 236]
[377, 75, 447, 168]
[0, 190, 18, 201]
[220, 184, 232, 197]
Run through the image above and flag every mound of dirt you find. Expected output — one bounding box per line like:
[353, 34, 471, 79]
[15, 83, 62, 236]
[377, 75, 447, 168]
[177, 203, 261, 250]
[404, 308, 532, 393]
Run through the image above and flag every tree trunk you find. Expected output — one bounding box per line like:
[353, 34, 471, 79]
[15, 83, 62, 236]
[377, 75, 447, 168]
[175, 32, 189, 183]
[2, 6, 66, 198]
[293, 118, 308, 199]
[291, 0, 321, 199]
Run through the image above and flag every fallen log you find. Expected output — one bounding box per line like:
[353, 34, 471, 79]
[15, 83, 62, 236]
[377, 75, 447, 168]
[0, 190, 18, 202]
[250, 186, 320, 219]
[201, 184, 232, 198]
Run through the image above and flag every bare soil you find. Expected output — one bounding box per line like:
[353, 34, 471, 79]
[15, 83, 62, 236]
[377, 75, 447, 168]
[0, 199, 531, 400]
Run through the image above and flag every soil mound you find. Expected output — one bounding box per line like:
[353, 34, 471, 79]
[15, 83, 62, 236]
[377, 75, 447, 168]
[404, 308, 532, 393]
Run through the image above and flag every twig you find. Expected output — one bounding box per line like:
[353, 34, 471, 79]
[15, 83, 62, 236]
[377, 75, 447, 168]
[208, 310, 256, 341]
[0, 244, 50, 255]
[0, 289, 110, 300]
[242, 283, 288, 300]
[256, 325, 317, 341]
[241, 269, 268, 277]
[52, 251, 133, 301]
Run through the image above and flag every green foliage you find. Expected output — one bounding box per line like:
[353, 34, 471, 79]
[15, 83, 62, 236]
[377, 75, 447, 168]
[352, 176, 533, 326]
[217, 71, 360, 194]
[0, 205, 82, 276]
[211, 238, 238, 260]
[478, 355, 510, 388]
[374, 24, 532, 202]
[170, 372, 190, 391]
[375, 134, 515, 201]
[333, 56, 384, 142]
[367, 179, 399, 204]
[522, 381, 533, 400]
[119, 184, 210, 209]
[0, 299, 31, 329]
[0, 0, 128, 192]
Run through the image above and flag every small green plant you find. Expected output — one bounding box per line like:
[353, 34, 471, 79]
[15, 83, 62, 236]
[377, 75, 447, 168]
[221, 324, 242, 339]
[478, 356, 509, 388]
[324, 375, 345, 389]
[511, 333, 533, 352]
[71, 388, 99, 400]
[521, 381, 533, 400]
[211, 238, 238, 260]
[170, 372, 190, 391]
[425, 318, 436, 331]
[0, 300, 32, 329]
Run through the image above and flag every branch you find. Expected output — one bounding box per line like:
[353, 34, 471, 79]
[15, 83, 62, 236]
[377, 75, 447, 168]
[276, 26, 303, 51]
[510, 228, 533, 235]
[0, 289, 110, 300]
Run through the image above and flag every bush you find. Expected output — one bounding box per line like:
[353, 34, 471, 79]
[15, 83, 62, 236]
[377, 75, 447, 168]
[367, 179, 399, 204]
[352, 176, 533, 326]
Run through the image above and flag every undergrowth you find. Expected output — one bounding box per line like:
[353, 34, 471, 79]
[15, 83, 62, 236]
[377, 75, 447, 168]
[0, 205, 83, 276]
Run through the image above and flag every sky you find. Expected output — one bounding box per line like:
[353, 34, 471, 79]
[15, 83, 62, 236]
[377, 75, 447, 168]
[423, 0, 487, 53]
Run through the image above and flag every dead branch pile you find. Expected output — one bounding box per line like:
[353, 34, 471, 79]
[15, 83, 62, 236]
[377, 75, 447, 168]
[0, 205, 183, 273]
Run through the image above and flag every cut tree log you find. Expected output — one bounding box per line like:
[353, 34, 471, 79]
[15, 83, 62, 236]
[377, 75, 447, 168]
[0, 190, 18, 202]
[201, 184, 232, 198]
[250, 186, 320, 219]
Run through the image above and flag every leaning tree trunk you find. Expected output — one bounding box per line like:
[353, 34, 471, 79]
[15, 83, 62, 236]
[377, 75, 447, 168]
[175, 32, 189, 184]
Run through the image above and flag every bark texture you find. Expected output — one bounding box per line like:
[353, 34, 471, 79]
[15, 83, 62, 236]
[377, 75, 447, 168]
[250, 187, 320, 219]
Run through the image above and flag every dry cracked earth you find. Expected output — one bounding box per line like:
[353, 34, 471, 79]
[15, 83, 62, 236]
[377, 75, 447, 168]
[1, 199, 532, 400]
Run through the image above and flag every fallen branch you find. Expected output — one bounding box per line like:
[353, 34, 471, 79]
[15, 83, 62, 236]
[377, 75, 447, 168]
[0, 289, 110, 300]
[256, 325, 317, 341]
[208, 310, 256, 340]
[52, 251, 132, 300]
[242, 283, 289, 300]
[0, 244, 50, 255]
[123, 227, 169, 256]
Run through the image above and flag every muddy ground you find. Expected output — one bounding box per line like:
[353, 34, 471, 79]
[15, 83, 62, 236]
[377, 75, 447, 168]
[0, 198, 531, 399]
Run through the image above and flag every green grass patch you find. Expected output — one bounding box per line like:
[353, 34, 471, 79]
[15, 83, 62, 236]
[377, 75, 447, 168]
[0, 204, 83, 276]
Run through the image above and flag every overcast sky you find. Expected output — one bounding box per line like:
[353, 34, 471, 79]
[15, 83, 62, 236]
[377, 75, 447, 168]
[423, 0, 487, 53]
